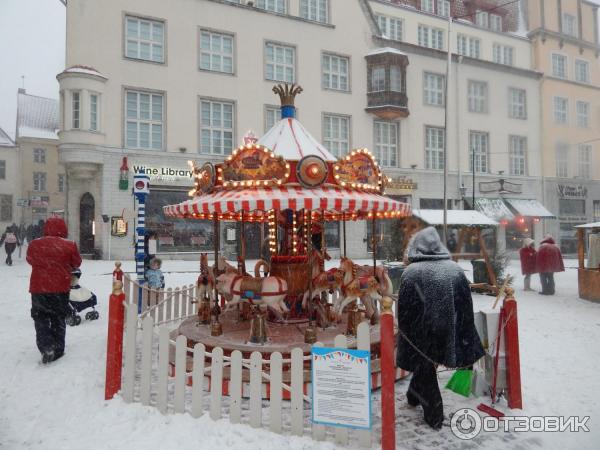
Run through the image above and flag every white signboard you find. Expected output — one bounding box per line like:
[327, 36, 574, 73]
[311, 347, 371, 430]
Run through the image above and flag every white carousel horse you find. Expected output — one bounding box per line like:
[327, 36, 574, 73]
[196, 253, 216, 302]
[335, 257, 382, 318]
[216, 272, 289, 315]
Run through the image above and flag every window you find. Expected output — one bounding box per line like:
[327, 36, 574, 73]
[475, 10, 488, 27]
[577, 101, 590, 128]
[33, 148, 46, 163]
[594, 200, 600, 220]
[323, 114, 350, 158]
[552, 54, 567, 78]
[370, 66, 386, 92]
[90, 93, 98, 131]
[0, 160, 5, 179]
[376, 15, 403, 41]
[0, 195, 11, 221]
[555, 143, 569, 178]
[58, 174, 65, 193]
[578, 144, 592, 179]
[256, 0, 286, 13]
[469, 131, 489, 173]
[125, 90, 164, 150]
[493, 44, 514, 65]
[508, 88, 527, 119]
[322, 53, 349, 91]
[374, 121, 398, 167]
[33, 172, 46, 192]
[575, 60, 590, 83]
[423, 72, 445, 106]
[438, 0, 450, 17]
[264, 105, 280, 132]
[324, 222, 340, 249]
[125, 16, 164, 63]
[418, 25, 444, 50]
[490, 14, 502, 31]
[265, 42, 295, 82]
[562, 13, 577, 36]
[425, 126, 445, 170]
[72, 92, 80, 129]
[421, 0, 434, 13]
[553, 97, 568, 124]
[200, 99, 234, 155]
[300, 0, 328, 23]
[509, 135, 527, 176]
[390, 66, 402, 92]
[559, 199, 585, 216]
[457, 34, 481, 58]
[199, 30, 234, 74]
[468, 81, 488, 113]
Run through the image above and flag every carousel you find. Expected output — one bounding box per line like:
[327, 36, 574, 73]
[163, 84, 411, 391]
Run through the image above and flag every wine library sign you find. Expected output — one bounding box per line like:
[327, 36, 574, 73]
[557, 184, 587, 199]
[132, 165, 193, 183]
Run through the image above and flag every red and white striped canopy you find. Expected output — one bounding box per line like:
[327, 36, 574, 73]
[163, 185, 410, 221]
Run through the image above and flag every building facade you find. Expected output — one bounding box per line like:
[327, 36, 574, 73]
[0, 127, 18, 232]
[59, 0, 548, 259]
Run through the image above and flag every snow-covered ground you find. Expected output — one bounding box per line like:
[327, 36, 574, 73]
[1, 249, 599, 449]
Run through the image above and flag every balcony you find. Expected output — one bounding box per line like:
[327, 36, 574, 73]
[365, 48, 409, 120]
[366, 91, 409, 120]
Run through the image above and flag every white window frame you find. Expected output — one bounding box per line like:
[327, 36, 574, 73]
[322, 53, 349, 91]
[468, 80, 488, 113]
[199, 98, 235, 155]
[125, 15, 165, 64]
[475, 10, 489, 27]
[265, 41, 295, 83]
[578, 144, 592, 179]
[438, 0, 450, 18]
[125, 89, 164, 150]
[562, 13, 577, 36]
[425, 126, 445, 170]
[370, 66, 386, 93]
[33, 172, 47, 192]
[58, 174, 65, 193]
[33, 148, 46, 164]
[421, 0, 434, 13]
[552, 53, 568, 79]
[374, 121, 398, 168]
[553, 96, 569, 124]
[300, 0, 328, 23]
[377, 15, 403, 41]
[509, 135, 527, 176]
[423, 72, 445, 106]
[493, 44, 514, 66]
[90, 93, 99, 131]
[508, 88, 527, 119]
[575, 59, 590, 83]
[199, 29, 235, 74]
[256, 0, 286, 13]
[457, 34, 481, 58]
[555, 144, 569, 178]
[72, 91, 80, 129]
[264, 104, 281, 132]
[469, 131, 489, 173]
[577, 101, 590, 128]
[418, 24, 444, 50]
[390, 65, 402, 92]
[490, 14, 502, 31]
[323, 113, 350, 159]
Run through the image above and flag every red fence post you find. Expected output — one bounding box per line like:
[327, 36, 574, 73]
[380, 296, 396, 450]
[105, 279, 126, 400]
[503, 293, 522, 409]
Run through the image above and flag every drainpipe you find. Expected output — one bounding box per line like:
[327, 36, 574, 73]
[456, 56, 462, 208]
[540, 76, 547, 237]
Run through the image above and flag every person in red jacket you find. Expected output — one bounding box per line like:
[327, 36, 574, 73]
[26, 217, 82, 364]
[536, 235, 565, 295]
[519, 238, 537, 291]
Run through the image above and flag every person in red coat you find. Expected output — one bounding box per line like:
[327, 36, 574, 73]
[519, 238, 537, 291]
[536, 235, 565, 295]
[26, 217, 82, 363]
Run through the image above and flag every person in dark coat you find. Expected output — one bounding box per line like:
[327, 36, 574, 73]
[396, 227, 484, 429]
[26, 217, 82, 364]
[519, 238, 537, 291]
[0, 225, 21, 265]
[536, 235, 565, 295]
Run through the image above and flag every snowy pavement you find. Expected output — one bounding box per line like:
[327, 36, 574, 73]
[0, 251, 599, 449]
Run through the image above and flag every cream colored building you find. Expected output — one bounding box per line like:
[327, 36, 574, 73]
[59, 0, 547, 259]
[0, 127, 18, 232]
[524, 0, 600, 253]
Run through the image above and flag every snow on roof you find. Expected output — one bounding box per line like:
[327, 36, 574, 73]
[367, 47, 406, 57]
[0, 127, 14, 147]
[504, 198, 555, 218]
[258, 117, 337, 161]
[474, 198, 515, 221]
[575, 222, 600, 229]
[413, 209, 498, 226]
[59, 65, 107, 79]
[17, 91, 59, 140]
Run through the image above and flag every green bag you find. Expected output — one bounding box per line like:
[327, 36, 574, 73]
[445, 369, 473, 397]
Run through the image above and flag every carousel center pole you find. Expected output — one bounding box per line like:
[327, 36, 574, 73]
[305, 209, 317, 343]
[372, 215, 377, 273]
[342, 212, 347, 258]
[133, 171, 150, 314]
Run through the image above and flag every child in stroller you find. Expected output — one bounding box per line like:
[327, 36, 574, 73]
[67, 268, 99, 326]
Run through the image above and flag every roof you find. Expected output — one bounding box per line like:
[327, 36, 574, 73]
[0, 127, 14, 147]
[58, 65, 107, 80]
[575, 222, 600, 229]
[504, 198, 555, 218]
[474, 197, 515, 221]
[412, 209, 498, 226]
[17, 91, 59, 140]
[258, 118, 337, 162]
[366, 47, 407, 56]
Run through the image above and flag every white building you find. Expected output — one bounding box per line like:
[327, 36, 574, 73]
[59, 0, 546, 260]
[0, 127, 18, 232]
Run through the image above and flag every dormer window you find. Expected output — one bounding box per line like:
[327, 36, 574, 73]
[490, 14, 502, 31]
[475, 10, 489, 27]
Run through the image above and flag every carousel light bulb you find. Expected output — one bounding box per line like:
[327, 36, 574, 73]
[233, 182, 239, 187]
[263, 181, 269, 186]
[246, 144, 252, 149]
[276, 180, 282, 185]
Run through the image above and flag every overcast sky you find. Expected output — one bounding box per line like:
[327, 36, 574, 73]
[1, 0, 600, 140]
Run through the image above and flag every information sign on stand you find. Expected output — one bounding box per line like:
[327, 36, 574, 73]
[311, 347, 371, 430]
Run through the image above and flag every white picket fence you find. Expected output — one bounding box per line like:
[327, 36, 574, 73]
[119, 275, 373, 447]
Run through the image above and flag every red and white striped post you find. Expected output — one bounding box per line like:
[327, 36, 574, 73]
[105, 279, 126, 400]
[380, 296, 396, 450]
[503, 293, 522, 409]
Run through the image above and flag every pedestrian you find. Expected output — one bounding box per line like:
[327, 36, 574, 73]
[0, 225, 21, 265]
[396, 227, 484, 429]
[26, 224, 34, 243]
[536, 234, 565, 295]
[26, 217, 82, 364]
[146, 257, 165, 289]
[519, 238, 537, 291]
[446, 231, 457, 254]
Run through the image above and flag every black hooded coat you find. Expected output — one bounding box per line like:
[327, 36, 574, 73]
[396, 227, 484, 371]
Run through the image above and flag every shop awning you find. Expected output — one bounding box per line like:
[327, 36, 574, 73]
[163, 185, 411, 220]
[504, 198, 555, 218]
[413, 209, 498, 227]
[575, 222, 600, 229]
[474, 198, 514, 221]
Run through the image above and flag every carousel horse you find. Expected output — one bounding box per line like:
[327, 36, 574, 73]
[335, 257, 382, 319]
[301, 248, 336, 308]
[196, 253, 216, 302]
[342, 257, 394, 296]
[216, 272, 289, 315]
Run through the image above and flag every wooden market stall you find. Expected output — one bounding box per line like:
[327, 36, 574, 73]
[575, 222, 600, 302]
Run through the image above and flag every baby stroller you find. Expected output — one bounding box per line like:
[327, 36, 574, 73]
[67, 268, 99, 326]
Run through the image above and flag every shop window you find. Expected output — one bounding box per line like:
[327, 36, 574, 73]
[560, 222, 581, 254]
[559, 199, 585, 217]
[506, 219, 533, 250]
